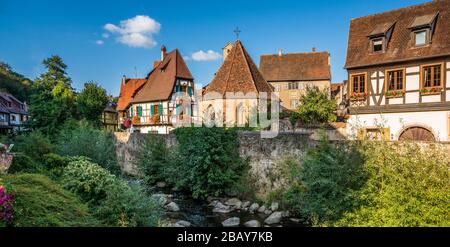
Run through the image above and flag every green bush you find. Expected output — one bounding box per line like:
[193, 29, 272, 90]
[171, 127, 249, 199]
[284, 136, 450, 227]
[1, 173, 99, 226]
[135, 134, 170, 185]
[61, 157, 161, 226]
[56, 120, 119, 174]
[11, 131, 53, 162]
[62, 157, 117, 203]
[8, 154, 44, 174]
[42, 153, 71, 179]
[94, 182, 161, 227]
[285, 134, 366, 225]
[336, 142, 450, 227]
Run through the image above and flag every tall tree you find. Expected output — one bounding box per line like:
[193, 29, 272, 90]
[77, 82, 109, 126]
[28, 56, 76, 135]
[290, 86, 337, 125]
[0, 61, 32, 101]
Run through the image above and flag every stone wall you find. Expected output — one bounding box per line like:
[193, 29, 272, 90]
[114, 131, 450, 197]
[114, 131, 317, 196]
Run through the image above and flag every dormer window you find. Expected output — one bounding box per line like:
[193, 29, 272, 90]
[415, 30, 427, 46]
[409, 12, 438, 47]
[368, 22, 395, 54]
[372, 38, 384, 53]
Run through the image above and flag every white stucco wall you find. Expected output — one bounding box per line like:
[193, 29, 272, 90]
[347, 111, 450, 142]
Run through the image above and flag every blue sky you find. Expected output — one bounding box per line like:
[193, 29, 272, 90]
[0, 0, 428, 96]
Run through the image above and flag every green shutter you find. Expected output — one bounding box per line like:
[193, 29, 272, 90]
[137, 106, 142, 117]
[188, 86, 193, 96]
[158, 103, 163, 115]
[150, 104, 154, 116]
[130, 107, 134, 116]
[176, 83, 180, 93]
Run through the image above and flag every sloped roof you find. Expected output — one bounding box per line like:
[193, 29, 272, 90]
[259, 52, 331, 82]
[0, 92, 27, 115]
[116, 78, 147, 111]
[345, 0, 450, 69]
[204, 40, 273, 95]
[104, 102, 117, 113]
[131, 49, 193, 103]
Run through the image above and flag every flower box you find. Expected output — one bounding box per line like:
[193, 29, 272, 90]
[350, 92, 367, 101]
[132, 116, 140, 125]
[385, 90, 405, 98]
[420, 87, 443, 95]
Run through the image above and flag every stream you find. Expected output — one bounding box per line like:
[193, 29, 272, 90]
[148, 185, 306, 227]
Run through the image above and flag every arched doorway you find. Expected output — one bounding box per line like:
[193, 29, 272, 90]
[399, 126, 435, 142]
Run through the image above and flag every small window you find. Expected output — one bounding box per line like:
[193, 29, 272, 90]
[288, 82, 298, 90]
[415, 30, 427, 46]
[372, 39, 383, 52]
[387, 69, 404, 91]
[274, 84, 282, 92]
[422, 64, 442, 89]
[350, 74, 366, 94]
[290, 99, 299, 109]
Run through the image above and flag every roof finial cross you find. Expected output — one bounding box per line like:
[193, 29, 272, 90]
[233, 26, 241, 40]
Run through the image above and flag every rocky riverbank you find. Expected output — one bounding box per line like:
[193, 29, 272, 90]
[150, 183, 305, 227]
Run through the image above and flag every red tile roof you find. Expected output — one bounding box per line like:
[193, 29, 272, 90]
[259, 52, 331, 81]
[131, 49, 193, 103]
[204, 40, 273, 95]
[345, 0, 450, 69]
[116, 78, 147, 111]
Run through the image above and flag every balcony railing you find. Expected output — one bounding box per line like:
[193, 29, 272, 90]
[128, 114, 194, 126]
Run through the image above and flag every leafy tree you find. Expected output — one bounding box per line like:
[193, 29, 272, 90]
[77, 82, 109, 126]
[291, 86, 337, 125]
[28, 56, 76, 136]
[0, 61, 32, 102]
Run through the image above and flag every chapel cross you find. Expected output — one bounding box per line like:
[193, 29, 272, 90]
[234, 27, 241, 40]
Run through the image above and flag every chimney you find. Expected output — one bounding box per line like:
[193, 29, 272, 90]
[121, 75, 127, 85]
[312, 47, 317, 52]
[161, 45, 167, 61]
[223, 43, 233, 61]
[278, 49, 282, 56]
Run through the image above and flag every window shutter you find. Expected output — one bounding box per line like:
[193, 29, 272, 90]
[137, 106, 142, 117]
[383, 128, 390, 141]
[188, 86, 193, 96]
[158, 103, 163, 115]
[150, 104, 154, 116]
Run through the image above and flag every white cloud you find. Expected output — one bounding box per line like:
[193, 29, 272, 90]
[102, 33, 110, 39]
[191, 50, 222, 61]
[118, 33, 156, 48]
[104, 15, 161, 48]
[95, 40, 104, 45]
